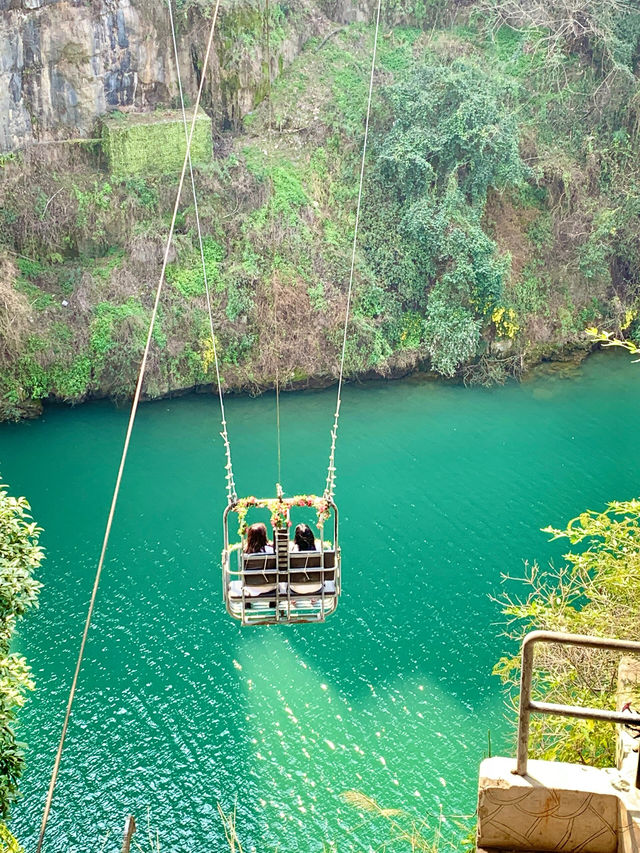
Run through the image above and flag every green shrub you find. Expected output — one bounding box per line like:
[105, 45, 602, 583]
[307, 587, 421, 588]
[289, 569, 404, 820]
[377, 60, 525, 205]
[15, 258, 44, 280]
[307, 281, 327, 311]
[360, 58, 523, 375]
[166, 237, 225, 299]
[270, 164, 308, 222]
[515, 261, 551, 316]
[495, 499, 640, 766]
[13, 280, 54, 311]
[221, 332, 256, 365]
[123, 177, 158, 209]
[244, 151, 309, 225]
[424, 285, 481, 376]
[90, 299, 147, 358]
[49, 356, 92, 400]
[385, 311, 425, 350]
[0, 480, 42, 818]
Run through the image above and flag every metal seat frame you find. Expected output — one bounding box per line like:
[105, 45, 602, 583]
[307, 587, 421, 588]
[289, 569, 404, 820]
[222, 497, 341, 626]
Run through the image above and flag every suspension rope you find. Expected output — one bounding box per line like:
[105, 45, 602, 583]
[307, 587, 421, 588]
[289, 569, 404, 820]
[167, 0, 237, 505]
[264, 0, 280, 488]
[265, 0, 273, 133]
[324, 0, 382, 502]
[273, 276, 282, 487]
[35, 4, 223, 850]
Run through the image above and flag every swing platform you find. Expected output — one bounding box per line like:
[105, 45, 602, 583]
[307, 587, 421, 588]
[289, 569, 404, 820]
[222, 496, 341, 626]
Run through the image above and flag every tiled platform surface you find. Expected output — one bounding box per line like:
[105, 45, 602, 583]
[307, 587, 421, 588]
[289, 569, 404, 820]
[477, 757, 640, 853]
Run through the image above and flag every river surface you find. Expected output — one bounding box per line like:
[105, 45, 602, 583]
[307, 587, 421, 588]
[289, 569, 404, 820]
[1, 351, 639, 852]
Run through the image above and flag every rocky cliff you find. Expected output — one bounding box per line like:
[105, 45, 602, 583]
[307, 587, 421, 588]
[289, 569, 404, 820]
[0, 0, 335, 152]
[1, 0, 638, 421]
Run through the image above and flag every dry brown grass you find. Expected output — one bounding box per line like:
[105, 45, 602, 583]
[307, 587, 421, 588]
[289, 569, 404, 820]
[0, 255, 31, 364]
[249, 271, 345, 388]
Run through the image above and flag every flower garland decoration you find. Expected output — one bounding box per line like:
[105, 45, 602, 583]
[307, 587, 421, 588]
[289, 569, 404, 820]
[231, 494, 331, 538]
[233, 496, 258, 536]
[266, 499, 290, 531]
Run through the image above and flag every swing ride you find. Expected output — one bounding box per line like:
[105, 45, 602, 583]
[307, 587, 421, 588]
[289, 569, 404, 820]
[215, 0, 381, 625]
[223, 492, 341, 625]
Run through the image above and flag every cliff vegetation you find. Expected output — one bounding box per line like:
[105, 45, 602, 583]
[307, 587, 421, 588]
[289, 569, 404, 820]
[1, 0, 640, 418]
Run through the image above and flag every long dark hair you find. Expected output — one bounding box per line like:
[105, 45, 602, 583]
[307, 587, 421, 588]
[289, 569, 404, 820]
[294, 523, 316, 551]
[245, 522, 270, 554]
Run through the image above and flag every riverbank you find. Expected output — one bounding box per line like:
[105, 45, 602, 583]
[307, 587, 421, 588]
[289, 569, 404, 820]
[9, 335, 594, 422]
[2, 3, 638, 422]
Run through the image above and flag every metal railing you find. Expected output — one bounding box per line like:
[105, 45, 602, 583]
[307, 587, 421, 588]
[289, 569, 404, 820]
[516, 630, 640, 776]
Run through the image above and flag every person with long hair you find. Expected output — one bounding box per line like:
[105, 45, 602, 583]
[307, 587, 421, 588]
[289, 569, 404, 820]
[244, 522, 274, 554]
[292, 523, 316, 552]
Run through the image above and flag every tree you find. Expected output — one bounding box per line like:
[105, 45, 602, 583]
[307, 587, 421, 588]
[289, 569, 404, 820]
[494, 499, 640, 766]
[0, 479, 43, 818]
[477, 0, 640, 75]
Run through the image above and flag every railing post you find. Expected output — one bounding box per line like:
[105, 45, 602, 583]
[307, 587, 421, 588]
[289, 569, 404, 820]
[513, 631, 640, 777]
[516, 634, 535, 775]
[121, 815, 136, 853]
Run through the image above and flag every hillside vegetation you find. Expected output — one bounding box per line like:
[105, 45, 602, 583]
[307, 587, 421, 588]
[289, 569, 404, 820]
[1, 0, 640, 418]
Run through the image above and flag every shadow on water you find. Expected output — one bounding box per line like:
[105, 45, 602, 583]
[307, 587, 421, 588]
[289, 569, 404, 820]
[1, 350, 639, 851]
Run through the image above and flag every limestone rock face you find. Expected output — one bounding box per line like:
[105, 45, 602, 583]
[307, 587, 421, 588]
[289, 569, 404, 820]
[0, 0, 327, 152]
[0, 0, 193, 151]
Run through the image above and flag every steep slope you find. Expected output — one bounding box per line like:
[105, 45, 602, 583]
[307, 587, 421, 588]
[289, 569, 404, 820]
[1, 0, 639, 419]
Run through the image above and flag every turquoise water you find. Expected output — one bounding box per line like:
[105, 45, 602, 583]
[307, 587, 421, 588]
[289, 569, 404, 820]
[1, 351, 639, 851]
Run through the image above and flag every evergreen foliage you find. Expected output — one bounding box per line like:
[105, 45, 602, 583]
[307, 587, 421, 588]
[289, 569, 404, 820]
[0, 480, 42, 817]
[363, 61, 524, 374]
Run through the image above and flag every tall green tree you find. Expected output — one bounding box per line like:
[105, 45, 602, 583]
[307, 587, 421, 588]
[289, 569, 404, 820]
[0, 479, 42, 818]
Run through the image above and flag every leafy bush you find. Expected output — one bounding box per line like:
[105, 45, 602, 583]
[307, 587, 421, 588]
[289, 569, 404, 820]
[14, 259, 44, 281]
[123, 177, 158, 210]
[377, 60, 524, 205]
[362, 59, 523, 375]
[495, 499, 640, 766]
[244, 151, 309, 226]
[0, 480, 42, 817]
[49, 356, 92, 401]
[514, 261, 551, 316]
[340, 316, 392, 373]
[90, 299, 147, 357]
[166, 237, 225, 299]
[424, 285, 481, 376]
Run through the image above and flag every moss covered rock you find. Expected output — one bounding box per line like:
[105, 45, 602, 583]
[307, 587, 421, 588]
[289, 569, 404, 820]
[101, 109, 212, 179]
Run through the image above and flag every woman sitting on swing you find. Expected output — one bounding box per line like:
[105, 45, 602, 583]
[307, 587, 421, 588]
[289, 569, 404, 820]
[292, 523, 317, 552]
[244, 523, 274, 554]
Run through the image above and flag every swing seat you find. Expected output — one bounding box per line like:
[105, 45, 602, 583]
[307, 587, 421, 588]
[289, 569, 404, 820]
[222, 497, 341, 625]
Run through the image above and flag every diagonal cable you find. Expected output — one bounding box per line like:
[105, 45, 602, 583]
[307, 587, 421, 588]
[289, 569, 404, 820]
[35, 2, 223, 849]
[167, 0, 237, 505]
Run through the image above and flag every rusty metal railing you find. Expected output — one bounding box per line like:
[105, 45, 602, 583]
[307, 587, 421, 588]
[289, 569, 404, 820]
[516, 631, 640, 776]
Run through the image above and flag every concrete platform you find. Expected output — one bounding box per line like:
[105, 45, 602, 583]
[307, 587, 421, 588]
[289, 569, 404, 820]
[477, 757, 640, 853]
